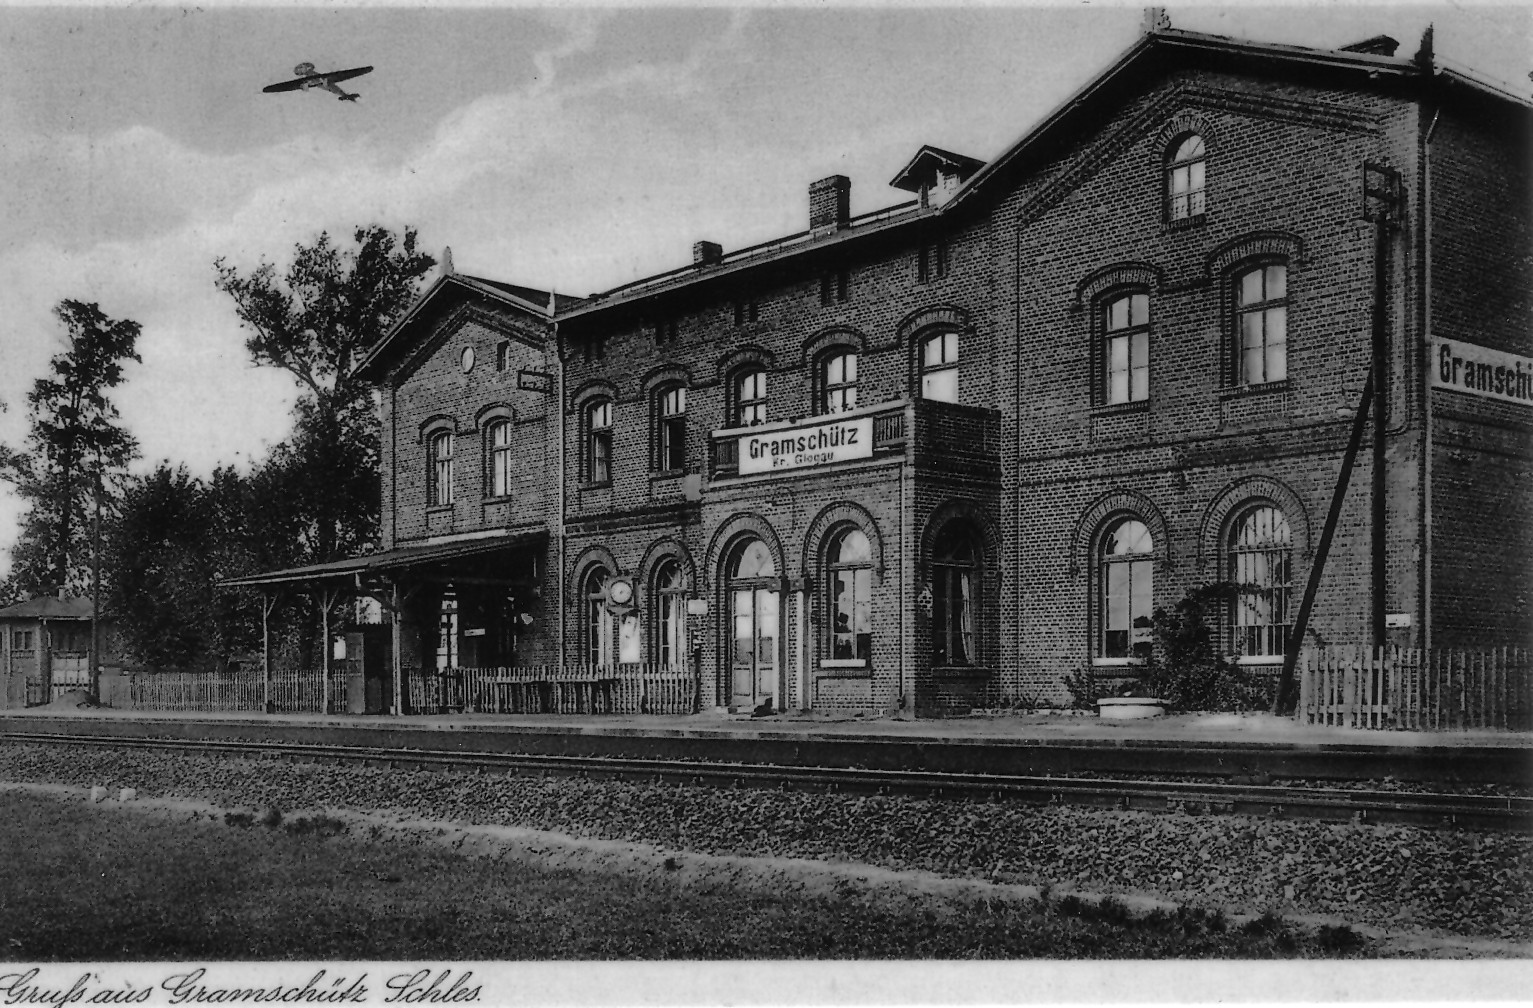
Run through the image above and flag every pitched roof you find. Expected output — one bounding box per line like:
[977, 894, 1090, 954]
[355, 273, 566, 382]
[557, 24, 1529, 323]
[0, 596, 94, 620]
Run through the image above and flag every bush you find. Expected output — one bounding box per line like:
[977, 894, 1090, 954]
[1130, 583, 1276, 713]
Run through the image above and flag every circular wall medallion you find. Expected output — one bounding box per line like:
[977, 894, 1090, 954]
[460, 347, 476, 373]
[606, 577, 634, 605]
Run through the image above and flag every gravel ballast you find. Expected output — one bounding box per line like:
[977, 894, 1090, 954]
[1, 742, 1527, 944]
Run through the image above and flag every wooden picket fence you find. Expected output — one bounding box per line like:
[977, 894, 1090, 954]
[407, 664, 699, 715]
[1298, 646, 1532, 730]
[129, 668, 349, 714]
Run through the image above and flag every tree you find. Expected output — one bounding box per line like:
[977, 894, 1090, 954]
[214, 226, 433, 664]
[0, 301, 140, 599]
[214, 226, 434, 566]
[108, 465, 215, 668]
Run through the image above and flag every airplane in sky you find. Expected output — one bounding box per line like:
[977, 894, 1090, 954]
[263, 63, 373, 102]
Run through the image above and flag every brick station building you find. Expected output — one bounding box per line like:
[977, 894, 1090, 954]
[240, 20, 1532, 717]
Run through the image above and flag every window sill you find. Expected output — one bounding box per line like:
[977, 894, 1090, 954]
[820, 658, 868, 669]
[483, 495, 513, 504]
[1219, 379, 1290, 401]
[426, 504, 454, 515]
[1091, 657, 1146, 667]
[1235, 655, 1284, 666]
[650, 469, 687, 482]
[1089, 399, 1150, 417]
[931, 665, 992, 679]
[1164, 213, 1207, 232]
[817, 661, 870, 678]
[579, 481, 612, 492]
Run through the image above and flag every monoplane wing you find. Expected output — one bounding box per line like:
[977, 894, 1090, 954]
[321, 65, 373, 84]
[262, 76, 311, 93]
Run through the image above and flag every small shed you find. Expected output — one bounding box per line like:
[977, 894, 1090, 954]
[0, 597, 123, 707]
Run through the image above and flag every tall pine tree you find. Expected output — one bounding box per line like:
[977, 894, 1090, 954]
[1, 301, 140, 600]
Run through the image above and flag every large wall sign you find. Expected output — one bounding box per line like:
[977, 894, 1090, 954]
[1433, 338, 1533, 406]
[738, 416, 874, 476]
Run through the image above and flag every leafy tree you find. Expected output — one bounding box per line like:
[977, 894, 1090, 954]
[213, 226, 433, 663]
[214, 226, 433, 566]
[0, 301, 140, 599]
[108, 465, 214, 668]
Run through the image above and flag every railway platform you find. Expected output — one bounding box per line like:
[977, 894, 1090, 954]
[2, 703, 1528, 784]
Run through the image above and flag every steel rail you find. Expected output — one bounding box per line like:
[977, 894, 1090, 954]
[3, 731, 1528, 832]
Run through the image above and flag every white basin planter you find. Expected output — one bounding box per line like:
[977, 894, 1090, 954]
[1096, 697, 1167, 720]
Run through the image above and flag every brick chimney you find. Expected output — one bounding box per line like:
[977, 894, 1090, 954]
[693, 241, 723, 266]
[809, 175, 851, 233]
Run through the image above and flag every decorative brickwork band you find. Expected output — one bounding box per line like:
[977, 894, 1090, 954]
[1199, 475, 1312, 575]
[568, 545, 621, 603]
[568, 379, 620, 413]
[472, 402, 515, 431]
[639, 537, 698, 592]
[897, 305, 971, 345]
[1155, 113, 1217, 153]
[1069, 488, 1173, 578]
[713, 344, 775, 384]
[800, 327, 868, 369]
[704, 511, 787, 593]
[918, 499, 1003, 577]
[801, 501, 886, 583]
[1206, 230, 1307, 278]
[417, 413, 457, 443]
[1072, 262, 1164, 312]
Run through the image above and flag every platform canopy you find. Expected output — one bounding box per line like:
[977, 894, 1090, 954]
[219, 531, 546, 591]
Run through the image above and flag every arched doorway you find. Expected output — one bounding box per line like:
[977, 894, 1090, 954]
[725, 538, 779, 712]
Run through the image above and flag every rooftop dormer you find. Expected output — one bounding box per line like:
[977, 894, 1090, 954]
[889, 145, 986, 209]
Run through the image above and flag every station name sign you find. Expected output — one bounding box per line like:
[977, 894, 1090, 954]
[738, 415, 874, 476]
[1433, 338, 1533, 407]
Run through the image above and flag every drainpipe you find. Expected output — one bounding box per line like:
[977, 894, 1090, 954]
[897, 399, 915, 719]
[1371, 208, 1389, 649]
[1420, 106, 1441, 649]
[554, 320, 567, 675]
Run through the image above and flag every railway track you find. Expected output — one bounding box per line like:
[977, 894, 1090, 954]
[4, 730, 1529, 833]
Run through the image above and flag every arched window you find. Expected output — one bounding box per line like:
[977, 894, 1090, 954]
[1098, 517, 1154, 661]
[1234, 263, 1287, 386]
[585, 399, 612, 483]
[651, 558, 687, 667]
[1228, 505, 1293, 659]
[1166, 134, 1206, 221]
[826, 528, 873, 662]
[727, 539, 778, 710]
[655, 386, 687, 472]
[820, 351, 858, 414]
[428, 430, 454, 506]
[930, 522, 979, 666]
[584, 566, 614, 666]
[733, 368, 769, 426]
[919, 331, 960, 403]
[487, 420, 513, 498]
[1101, 291, 1150, 405]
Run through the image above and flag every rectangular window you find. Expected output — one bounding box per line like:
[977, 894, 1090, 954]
[733, 301, 758, 326]
[489, 422, 513, 498]
[495, 342, 510, 372]
[831, 569, 873, 661]
[919, 242, 948, 283]
[1236, 264, 1288, 386]
[658, 387, 687, 471]
[1103, 293, 1150, 405]
[820, 271, 849, 306]
[13, 630, 33, 651]
[587, 402, 612, 483]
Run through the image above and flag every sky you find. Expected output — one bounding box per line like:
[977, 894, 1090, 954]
[0, 2, 1528, 578]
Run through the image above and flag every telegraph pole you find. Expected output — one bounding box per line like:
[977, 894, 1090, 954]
[1363, 161, 1403, 648]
